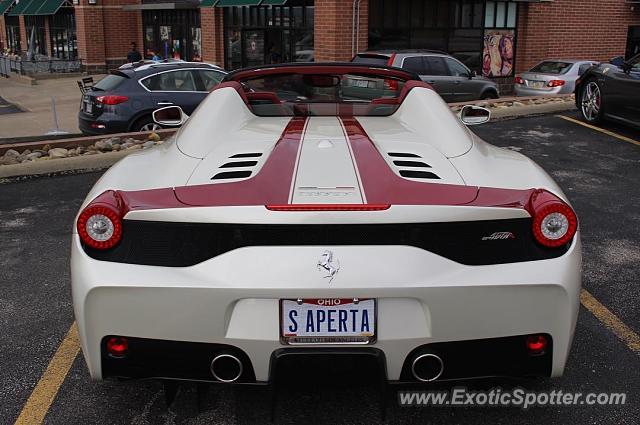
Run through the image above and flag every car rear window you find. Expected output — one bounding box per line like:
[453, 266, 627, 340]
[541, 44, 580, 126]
[352, 54, 391, 66]
[529, 61, 573, 75]
[93, 74, 128, 91]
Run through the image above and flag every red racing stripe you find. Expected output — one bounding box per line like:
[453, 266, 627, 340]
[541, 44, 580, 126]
[340, 117, 535, 209]
[173, 116, 308, 206]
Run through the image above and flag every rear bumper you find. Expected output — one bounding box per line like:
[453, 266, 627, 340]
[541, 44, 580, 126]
[514, 85, 569, 96]
[71, 234, 581, 383]
[78, 112, 130, 135]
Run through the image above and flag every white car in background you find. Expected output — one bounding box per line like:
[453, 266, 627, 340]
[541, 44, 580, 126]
[71, 64, 581, 389]
[515, 59, 598, 96]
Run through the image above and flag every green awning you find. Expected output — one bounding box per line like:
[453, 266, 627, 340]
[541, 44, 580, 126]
[216, 0, 262, 6]
[8, 0, 65, 16]
[0, 0, 16, 15]
[260, 0, 287, 4]
[200, 0, 218, 6]
[8, 0, 35, 16]
[30, 0, 66, 15]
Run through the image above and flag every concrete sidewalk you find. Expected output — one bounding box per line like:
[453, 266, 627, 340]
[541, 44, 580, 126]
[0, 74, 104, 139]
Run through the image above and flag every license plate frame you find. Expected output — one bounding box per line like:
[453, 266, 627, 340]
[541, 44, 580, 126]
[279, 298, 377, 345]
[528, 80, 545, 89]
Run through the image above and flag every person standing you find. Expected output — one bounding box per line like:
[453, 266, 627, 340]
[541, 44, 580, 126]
[127, 42, 142, 63]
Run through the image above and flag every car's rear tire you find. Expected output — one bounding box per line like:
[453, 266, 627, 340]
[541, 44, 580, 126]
[579, 80, 604, 124]
[480, 90, 499, 100]
[132, 116, 163, 133]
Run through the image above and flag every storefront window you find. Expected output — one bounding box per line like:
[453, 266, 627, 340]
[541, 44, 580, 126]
[24, 16, 47, 57]
[50, 9, 77, 60]
[369, 0, 518, 76]
[483, 1, 517, 77]
[224, 0, 314, 70]
[5, 16, 21, 53]
[143, 9, 201, 61]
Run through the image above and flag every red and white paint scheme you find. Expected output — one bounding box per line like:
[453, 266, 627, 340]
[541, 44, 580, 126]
[71, 64, 581, 386]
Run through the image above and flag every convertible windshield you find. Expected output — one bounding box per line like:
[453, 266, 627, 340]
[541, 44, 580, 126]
[237, 73, 408, 117]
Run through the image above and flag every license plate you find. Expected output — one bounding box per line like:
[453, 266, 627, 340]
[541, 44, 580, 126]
[353, 79, 371, 88]
[528, 80, 545, 89]
[84, 101, 93, 114]
[280, 298, 376, 345]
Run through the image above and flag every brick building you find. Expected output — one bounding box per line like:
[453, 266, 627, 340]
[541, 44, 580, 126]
[1, 0, 639, 79]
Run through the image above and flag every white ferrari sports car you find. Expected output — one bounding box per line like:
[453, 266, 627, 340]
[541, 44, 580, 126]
[71, 64, 581, 387]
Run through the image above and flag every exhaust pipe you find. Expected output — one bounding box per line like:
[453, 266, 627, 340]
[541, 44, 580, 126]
[210, 354, 243, 383]
[411, 353, 444, 382]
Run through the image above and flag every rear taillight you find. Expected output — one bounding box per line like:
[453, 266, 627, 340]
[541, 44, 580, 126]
[383, 79, 399, 91]
[96, 95, 129, 105]
[528, 190, 578, 248]
[547, 80, 566, 88]
[106, 336, 129, 358]
[77, 191, 124, 250]
[514, 76, 524, 85]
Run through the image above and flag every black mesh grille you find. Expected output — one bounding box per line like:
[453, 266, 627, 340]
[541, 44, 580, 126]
[82, 219, 570, 267]
[399, 170, 440, 179]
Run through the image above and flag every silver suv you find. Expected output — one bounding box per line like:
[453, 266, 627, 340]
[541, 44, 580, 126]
[352, 51, 499, 103]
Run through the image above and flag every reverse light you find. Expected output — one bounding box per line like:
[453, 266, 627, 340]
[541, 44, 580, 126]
[96, 95, 129, 105]
[547, 80, 566, 88]
[266, 204, 391, 211]
[514, 76, 524, 85]
[106, 336, 129, 358]
[526, 335, 548, 355]
[528, 190, 578, 248]
[77, 191, 124, 250]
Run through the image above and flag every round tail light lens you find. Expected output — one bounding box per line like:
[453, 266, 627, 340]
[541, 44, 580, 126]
[77, 204, 123, 250]
[106, 336, 129, 358]
[526, 334, 548, 355]
[532, 202, 577, 248]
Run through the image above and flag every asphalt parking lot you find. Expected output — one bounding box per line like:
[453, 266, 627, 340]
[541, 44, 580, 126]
[0, 112, 638, 424]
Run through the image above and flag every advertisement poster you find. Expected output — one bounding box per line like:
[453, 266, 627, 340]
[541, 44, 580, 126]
[483, 29, 515, 77]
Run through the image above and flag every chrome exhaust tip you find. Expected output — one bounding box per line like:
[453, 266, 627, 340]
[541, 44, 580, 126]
[210, 353, 243, 383]
[411, 353, 444, 382]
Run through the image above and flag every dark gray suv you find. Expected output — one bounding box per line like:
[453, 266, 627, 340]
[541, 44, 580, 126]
[352, 51, 499, 102]
[79, 62, 226, 135]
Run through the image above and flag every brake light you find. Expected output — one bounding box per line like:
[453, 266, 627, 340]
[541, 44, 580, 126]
[77, 191, 124, 250]
[547, 80, 566, 88]
[514, 76, 524, 85]
[96, 95, 129, 105]
[528, 190, 578, 248]
[383, 79, 399, 91]
[526, 335, 548, 355]
[106, 336, 129, 358]
[266, 204, 391, 211]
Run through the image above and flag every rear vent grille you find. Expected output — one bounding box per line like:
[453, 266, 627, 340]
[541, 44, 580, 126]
[388, 152, 421, 158]
[393, 160, 431, 168]
[230, 153, 262, 158]
[220, 161, 258, 168]
[399, 170, 440, 179]
[211, 171, 253, 180]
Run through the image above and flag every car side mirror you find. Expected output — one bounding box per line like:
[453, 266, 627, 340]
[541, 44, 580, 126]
[469, 70, 477, 79]
[153, 106, 188, 127]
[459, 105, 491, 126]
[609, 56, 626, 68]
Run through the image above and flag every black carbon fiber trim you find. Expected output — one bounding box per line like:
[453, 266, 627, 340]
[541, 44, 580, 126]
[82, 218, 570, 267]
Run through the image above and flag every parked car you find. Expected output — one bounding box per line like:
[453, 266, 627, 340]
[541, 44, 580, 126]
[78, 62, 227, 135]
[72, 63, 580, 388]
[352, 50, 499, 102]
[575, 54, 640, 126]
[515, 59, 598, 97]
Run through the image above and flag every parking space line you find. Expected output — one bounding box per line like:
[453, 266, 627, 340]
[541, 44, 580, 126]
[581, 289, 640, 354]
[14, 322, 80, 425]
[557, 115, 640, 147]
